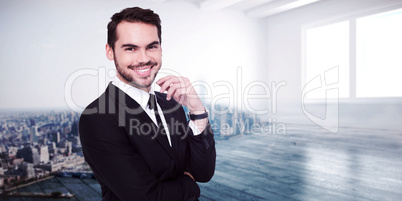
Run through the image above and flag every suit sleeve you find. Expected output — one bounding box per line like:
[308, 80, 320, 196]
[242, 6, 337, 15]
[187, 121, 216, 182]
[79, 113, 200, 201]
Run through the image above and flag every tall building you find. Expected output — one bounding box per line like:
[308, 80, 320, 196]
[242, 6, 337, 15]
[38, 146, 49, 164]
[30, 126, 38, 144]
[17, 146, 40, 165]
[57, 141, 72, 155]
[22, 128, 30, 138]
[21, 162, 34, 179]
[52, 132, 60, 143]
[0, 164, 4, 175]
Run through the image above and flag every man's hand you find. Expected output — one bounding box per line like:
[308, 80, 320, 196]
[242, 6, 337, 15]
[156, 76, 207, 132]
[184, 171, 195, 181]
[156, 76, 203, 113]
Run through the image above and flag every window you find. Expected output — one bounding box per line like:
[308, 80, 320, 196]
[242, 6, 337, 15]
[356, 9, 402, 97]
[303, 7, 402, 99]
[305, 21, 349, 98]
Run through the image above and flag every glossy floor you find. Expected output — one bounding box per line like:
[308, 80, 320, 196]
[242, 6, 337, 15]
[5, 124, 402, 201]
[198, 125, 402, 201]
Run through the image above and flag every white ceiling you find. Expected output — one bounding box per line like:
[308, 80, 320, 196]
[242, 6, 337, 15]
[150, 0, 322, 18]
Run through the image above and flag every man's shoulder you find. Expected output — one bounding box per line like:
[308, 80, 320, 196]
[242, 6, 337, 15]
[80, 84, 117, 116]
[82, 92, 107, 113]
[79, 89, 118, 129]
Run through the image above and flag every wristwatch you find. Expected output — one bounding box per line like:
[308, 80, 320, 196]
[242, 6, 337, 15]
[188, 108, 209, 120]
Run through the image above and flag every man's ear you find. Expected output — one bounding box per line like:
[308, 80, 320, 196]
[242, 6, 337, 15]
[106, 44, 114, 61]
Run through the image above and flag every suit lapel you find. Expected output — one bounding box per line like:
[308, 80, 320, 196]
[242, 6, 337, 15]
[156, 94, 180, 154]
[106, 83, 176, 160]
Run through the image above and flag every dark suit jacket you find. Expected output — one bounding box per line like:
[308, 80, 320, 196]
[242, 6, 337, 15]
[79, 83, 216, 201]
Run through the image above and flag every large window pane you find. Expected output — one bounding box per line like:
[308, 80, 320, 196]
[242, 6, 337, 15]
[305, 21, 350, 99]
[356, 8, 402, 97]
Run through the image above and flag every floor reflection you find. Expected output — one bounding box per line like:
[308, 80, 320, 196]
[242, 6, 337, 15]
[199, 125, 402, 201]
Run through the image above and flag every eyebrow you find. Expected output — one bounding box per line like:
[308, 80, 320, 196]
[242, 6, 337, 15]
[147, 41, 160, 47]
[121, 41, 160, 49]
[121, 44, 138, 48]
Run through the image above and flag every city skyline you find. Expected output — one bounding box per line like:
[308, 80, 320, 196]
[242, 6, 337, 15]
[0, 101, 269, 190]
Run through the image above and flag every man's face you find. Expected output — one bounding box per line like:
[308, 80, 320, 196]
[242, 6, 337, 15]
[106, 21, 162, 92]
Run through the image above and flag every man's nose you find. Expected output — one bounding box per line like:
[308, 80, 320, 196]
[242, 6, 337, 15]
[136, 50, 150, 64]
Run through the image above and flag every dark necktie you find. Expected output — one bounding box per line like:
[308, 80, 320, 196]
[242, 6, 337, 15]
[148, 94, 167, 135]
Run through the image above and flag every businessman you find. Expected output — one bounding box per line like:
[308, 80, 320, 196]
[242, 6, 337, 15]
[79, 7, 216, 201]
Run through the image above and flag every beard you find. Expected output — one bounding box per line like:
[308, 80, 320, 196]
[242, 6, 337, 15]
[114, 58, 159, 90]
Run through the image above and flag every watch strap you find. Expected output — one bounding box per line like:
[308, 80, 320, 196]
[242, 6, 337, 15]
[188, 109, 209, 120]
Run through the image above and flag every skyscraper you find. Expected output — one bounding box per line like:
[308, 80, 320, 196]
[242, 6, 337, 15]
[38, 146, 49, 163]
[17, 146, 40, 165]
[30, 126, 38, 144]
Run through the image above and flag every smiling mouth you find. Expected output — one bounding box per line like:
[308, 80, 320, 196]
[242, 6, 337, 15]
[130, 65, 154, 76]
[134, 66, 153, 73]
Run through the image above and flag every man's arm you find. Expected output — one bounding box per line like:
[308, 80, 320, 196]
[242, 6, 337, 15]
[79, 113, 199, 201]
[186, 120, 216, 182]
[157, 75, 216, 182]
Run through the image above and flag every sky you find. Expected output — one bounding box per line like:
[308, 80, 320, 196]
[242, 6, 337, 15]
[0, 0, 112, 110]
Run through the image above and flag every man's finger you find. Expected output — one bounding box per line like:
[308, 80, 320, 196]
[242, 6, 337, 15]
[158, 79, 175, 93]
[156, 75, 174, 85]
[171, 87, 185, 102]
[166, 83, 181, 100]
[158, 77, 186, 94]
[184, 171, 194, 181]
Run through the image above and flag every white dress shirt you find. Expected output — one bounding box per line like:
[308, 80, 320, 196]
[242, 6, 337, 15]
[112, 78, 201, 147]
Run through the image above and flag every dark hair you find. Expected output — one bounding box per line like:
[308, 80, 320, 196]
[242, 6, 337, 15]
[107, 7, 162, 50]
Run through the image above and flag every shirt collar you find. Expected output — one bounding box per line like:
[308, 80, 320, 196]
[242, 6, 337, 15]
[111, 77, 155, 109]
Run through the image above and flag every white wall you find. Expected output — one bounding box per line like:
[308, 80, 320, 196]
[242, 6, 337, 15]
[0, 0, 267, 111]
[3, 0, 400, 131]
[264, 0, 402, 131]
